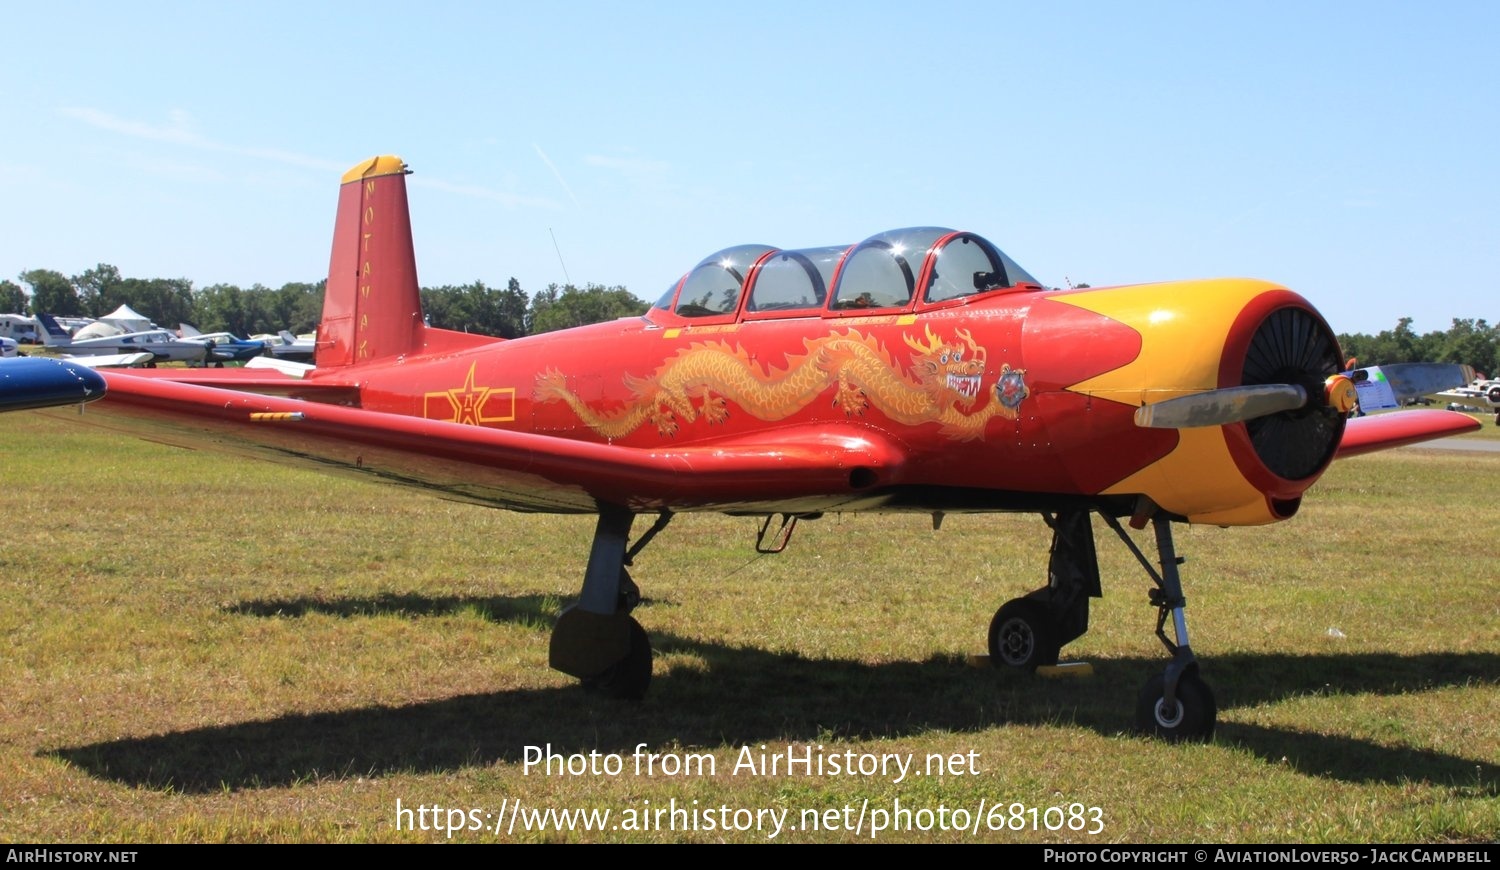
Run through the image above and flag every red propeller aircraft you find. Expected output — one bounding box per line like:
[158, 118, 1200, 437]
[69, 155, 1480, 741]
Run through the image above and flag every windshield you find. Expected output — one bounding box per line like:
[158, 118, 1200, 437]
[925, 233, 1041, 304]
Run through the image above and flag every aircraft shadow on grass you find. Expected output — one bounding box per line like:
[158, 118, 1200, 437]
[49, 591, 1498, 796]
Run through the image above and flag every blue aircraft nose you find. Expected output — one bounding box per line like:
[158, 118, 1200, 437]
[0, 357, 109, 413]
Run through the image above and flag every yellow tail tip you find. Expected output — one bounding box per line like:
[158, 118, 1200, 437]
[341, 155, 409, 184]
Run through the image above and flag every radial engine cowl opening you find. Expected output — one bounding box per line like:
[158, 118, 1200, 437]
[1237, 306, 1345, 481]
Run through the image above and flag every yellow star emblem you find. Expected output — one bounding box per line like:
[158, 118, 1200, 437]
[423, 362, 516, 426]
[447, 363, 489, 425]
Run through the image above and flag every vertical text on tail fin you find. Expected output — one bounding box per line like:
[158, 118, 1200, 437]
[317, 156, 426, 368]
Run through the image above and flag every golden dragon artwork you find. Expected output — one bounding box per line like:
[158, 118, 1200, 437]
[534, 326, 1028, 441]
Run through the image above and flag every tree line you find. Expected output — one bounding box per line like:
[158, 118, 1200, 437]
[1339, 317, 1498, 379]
[4, 266, 1493, 373]
[3, 265, 648, 339]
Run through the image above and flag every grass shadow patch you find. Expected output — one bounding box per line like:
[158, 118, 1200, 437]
[49, 646, 1499, 794]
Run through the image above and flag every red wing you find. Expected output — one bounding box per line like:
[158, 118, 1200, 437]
[1336, 410, 1481, 459]
[77, 371, 905, 513]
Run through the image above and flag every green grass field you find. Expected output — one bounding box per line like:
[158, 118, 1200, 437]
[2, 411, 1495, 843]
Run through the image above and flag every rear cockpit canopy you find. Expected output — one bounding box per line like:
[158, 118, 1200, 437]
[649, 227, 1041, 325]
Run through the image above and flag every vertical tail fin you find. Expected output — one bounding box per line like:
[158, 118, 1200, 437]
[316, 156, 425, 368]
[34, 313, 72, 348]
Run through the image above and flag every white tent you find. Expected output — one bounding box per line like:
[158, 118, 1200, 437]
[99, 304, 152, 333]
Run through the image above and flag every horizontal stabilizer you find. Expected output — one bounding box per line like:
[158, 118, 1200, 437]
[245, 356, 315, 378]
[103, 367, 359, 403]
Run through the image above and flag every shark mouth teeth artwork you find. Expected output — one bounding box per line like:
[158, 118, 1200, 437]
[947, 372, 982, 399]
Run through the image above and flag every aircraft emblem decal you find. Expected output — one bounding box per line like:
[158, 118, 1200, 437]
[423, 362, 516, 426]
[535, 326, 1025, 441]
[996, 366, 1029, 410]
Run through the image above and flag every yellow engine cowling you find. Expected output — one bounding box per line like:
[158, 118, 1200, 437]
[1057, 279, 1345, 525]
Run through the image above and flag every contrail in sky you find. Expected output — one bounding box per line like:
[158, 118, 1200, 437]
[533, 143, 581, 209]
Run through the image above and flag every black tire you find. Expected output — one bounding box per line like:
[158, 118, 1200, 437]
[582, 616, 652, 700]
[988, 599, 1061, 671]
[1135, 670, 1216, 742]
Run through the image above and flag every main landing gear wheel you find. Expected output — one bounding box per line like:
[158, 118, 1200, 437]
[1135, 671, 1216, 742]
[581, 616, 652, 701]
[988, 599, 1061, 671]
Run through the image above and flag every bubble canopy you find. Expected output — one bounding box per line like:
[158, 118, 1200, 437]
[650, 228, 1042, 323]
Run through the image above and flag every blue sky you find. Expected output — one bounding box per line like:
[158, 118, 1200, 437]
[4, 1, 1496, 335]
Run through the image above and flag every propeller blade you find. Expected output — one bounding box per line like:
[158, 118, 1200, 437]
[1352, 363, 1475, 403]
[1134, 384, 1308, 429]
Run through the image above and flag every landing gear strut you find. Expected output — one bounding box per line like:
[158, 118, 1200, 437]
[1101, 510, 1216, 742]
[549, 506, 671, 700]
[989, 506, 1217, 741]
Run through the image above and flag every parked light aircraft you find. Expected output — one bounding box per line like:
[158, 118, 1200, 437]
[249, 330, 316, 363]
[178, 324, 267, 364]
[267, 330, 316, 363]
[1432, 377, 1500, 425]
[35, 314, 211, 365]
[62, 156, 1480, 740]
